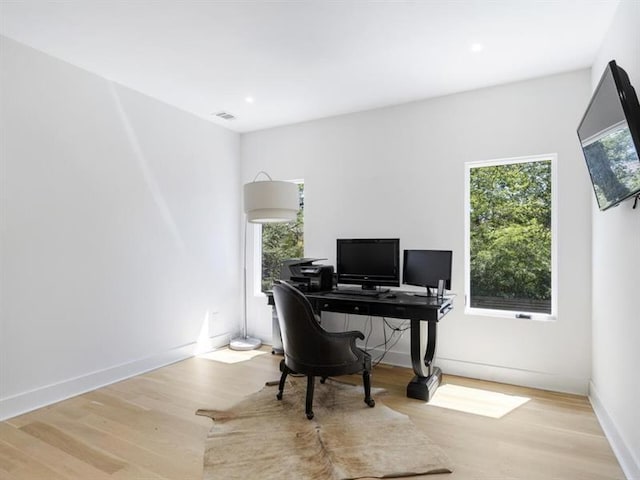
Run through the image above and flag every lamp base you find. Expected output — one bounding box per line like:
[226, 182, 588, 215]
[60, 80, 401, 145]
[229, 336, 262, 351]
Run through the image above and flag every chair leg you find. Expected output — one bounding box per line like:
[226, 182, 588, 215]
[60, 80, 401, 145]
[305, 375, 315, 420]
[363, 370, 375, 407]
[277, 363, 289, 401]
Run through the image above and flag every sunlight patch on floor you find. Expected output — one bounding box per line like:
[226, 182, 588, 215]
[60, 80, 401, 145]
[428, 384, 530, 418]
[198, 347, 268, 364]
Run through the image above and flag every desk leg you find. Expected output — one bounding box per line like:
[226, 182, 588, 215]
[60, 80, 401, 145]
[406, 319, 442, 401]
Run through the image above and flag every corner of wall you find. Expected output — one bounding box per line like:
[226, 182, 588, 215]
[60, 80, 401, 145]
[589, 381, 640, 480]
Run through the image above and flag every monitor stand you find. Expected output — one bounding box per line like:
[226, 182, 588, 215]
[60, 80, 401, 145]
[362, 285, 390, 293]
[413, 281, 446, 298]
[413, 287, 436, 297]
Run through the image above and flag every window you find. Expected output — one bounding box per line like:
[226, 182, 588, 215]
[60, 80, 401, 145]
[465, 155, 556, 319]
[261, 182, 304, 292]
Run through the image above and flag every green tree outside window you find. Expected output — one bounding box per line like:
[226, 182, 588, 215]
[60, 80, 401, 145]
[468, 158, 553, 314]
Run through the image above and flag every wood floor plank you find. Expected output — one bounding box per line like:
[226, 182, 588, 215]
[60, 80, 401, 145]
[371, 368, 624, 480]
[0, 424, 113, 480]
[19, 421, 126, 475]
[0, 348, 626, 479]
[32, 412, 197, 480]
[80, 390, 207, 441]
[0, 440, 69, 480]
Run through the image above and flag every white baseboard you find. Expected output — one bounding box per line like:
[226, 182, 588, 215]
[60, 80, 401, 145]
[589, 381, 639, 480]
[0, 333, 231, 421]
[365, 348, 589, 395]
[436, 357, 589, 395]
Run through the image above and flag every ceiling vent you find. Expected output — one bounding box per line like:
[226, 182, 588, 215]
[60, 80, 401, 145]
[215, 111, 236, 121]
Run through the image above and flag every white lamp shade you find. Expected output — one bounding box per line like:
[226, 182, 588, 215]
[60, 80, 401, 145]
[243, 180, 299, 223]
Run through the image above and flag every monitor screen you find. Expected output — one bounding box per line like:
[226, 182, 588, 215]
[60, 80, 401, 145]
[336, 238, 400, 290]
[403, 250, 452, 291]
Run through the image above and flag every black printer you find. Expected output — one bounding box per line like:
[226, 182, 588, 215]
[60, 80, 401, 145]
[280, 258, 334, 292]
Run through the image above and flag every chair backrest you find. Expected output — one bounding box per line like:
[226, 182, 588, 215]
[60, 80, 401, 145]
[272, 281, 358, 372]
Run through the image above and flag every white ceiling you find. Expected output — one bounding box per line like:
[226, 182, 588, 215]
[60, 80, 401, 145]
[0, 1, 620, 133]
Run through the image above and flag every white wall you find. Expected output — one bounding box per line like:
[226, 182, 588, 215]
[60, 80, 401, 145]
[588, 1, 640, 477]
[242, 69, 593, 394]
[0, 37, 241, 420]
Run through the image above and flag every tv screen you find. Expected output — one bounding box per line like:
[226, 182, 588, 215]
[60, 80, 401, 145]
[577, 60, 640, 211]
[403, 250, 452, 292]
[336, 238, 400, 290]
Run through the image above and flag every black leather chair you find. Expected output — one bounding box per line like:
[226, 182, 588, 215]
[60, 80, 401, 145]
[272, 281, 375, 419]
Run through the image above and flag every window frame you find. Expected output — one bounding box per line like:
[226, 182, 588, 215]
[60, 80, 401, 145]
[464, 154, 558, 321]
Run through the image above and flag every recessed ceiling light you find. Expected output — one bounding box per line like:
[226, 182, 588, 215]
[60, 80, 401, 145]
[470, 43, 484, 53]
[245, 96, 254, 104]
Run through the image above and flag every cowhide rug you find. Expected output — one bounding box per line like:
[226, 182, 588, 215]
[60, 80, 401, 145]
[197, 377, 452, 479]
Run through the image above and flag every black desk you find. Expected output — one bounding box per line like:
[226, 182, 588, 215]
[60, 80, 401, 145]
[268, 289, 454, 401]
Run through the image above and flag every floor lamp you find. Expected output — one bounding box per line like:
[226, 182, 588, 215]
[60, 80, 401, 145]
[229, 172, 299, 351]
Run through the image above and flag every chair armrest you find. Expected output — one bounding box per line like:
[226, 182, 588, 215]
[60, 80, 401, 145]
[326, 330, 365, 341]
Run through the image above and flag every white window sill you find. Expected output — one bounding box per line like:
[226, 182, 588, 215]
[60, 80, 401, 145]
[464, 307, 556, 322]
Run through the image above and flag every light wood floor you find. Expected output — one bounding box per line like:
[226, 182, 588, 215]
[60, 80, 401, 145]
[0, 347, 625, 479]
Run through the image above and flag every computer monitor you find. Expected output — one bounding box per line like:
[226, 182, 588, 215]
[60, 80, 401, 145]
[403, 249, 452, 296]
[336, 238, 400, 291]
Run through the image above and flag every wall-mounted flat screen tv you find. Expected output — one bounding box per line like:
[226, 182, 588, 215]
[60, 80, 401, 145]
[577, 60, 640, 211]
